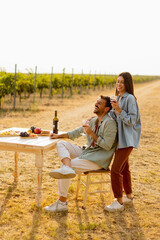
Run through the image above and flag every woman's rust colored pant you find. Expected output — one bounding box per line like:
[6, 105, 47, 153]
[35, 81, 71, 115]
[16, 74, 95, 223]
[111, 147, 133, 198]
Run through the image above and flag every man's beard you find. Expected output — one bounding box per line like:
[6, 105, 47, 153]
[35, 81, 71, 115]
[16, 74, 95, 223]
[93, 107, 100, 115]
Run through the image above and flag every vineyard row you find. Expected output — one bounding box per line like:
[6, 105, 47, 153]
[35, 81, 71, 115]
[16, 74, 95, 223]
[0, 68, 159, 109]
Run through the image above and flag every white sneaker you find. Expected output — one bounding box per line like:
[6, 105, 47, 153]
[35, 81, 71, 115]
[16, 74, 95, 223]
[104, 200, 124, 212]
[49, 165, 76, 179]
[44, 200, 68, 212]
[122, 195, 133, 204]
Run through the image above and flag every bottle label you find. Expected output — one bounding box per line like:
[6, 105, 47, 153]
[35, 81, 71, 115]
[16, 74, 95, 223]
[53, 121, 58, 134]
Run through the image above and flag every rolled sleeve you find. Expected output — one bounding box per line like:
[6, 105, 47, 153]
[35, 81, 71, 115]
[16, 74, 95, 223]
[68, 126, 83, 140]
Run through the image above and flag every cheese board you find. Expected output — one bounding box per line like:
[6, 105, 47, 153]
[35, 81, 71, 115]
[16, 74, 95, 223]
[0, 130, 20, 137]
[32, 130, 51, 136]
[0, 135, 19, 137]
[37, 133, 50, 136]
[20, 135, 38, 139]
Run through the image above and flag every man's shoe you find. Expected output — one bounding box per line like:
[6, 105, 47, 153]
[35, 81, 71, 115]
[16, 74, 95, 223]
[44, 200, 68, 212]
[122, 196, 133, 204]
[104, 200, 124, 212]
[49, 165, 76, 179]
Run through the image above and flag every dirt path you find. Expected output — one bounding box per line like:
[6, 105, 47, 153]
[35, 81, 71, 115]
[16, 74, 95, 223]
[0, 80, 160, 240]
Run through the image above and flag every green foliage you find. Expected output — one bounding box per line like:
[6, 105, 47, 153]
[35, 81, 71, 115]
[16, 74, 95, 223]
[0, 82, 7, 98]
[16, 73, 26, 96]
[0, 82, 7, 108]
[0, 70, 158, 102]
[52, 76, 62, 89]
[25, 80, 34, 95]
[0, 73, 15, 95]
[16, 73, 35, 101]
[133, 75, 157, 83]
[37, 75, 50, 98]
[64, 75, 73, 88]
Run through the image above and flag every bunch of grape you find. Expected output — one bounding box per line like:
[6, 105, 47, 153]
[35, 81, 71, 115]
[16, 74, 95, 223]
[30, 126, 36, 133]
[20, 132, 29, 137]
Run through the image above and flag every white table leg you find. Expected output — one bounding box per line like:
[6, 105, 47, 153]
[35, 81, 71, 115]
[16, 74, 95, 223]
[35, 152, 43, 207]
[13, 152, 18, 182]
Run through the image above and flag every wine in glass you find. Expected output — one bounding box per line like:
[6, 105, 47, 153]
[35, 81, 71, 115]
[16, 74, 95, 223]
[110, 96, 117, 102]
[110, 96, 117, 111]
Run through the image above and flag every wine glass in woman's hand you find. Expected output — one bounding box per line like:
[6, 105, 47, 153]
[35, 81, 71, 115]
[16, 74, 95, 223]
[110, 96, 117, 111]
[110, 96, 117, 103]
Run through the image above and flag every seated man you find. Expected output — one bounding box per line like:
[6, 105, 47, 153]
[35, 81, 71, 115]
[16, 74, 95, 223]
[44, 95, 117, 212]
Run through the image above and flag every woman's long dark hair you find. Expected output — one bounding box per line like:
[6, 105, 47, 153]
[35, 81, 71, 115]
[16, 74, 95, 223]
[115, 72, 136, 98]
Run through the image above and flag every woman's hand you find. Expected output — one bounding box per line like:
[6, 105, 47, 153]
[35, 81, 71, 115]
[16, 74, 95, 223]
[86, 116, 95, 121]
[82, 116, 95, 127]
[111, 100, 122, 113]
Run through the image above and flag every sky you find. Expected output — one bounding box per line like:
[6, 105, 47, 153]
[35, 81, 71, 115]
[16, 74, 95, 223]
[0, 0, 160, 75]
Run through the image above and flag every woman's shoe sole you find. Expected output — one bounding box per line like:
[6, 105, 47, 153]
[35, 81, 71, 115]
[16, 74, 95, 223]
[104, 206, 124, 212]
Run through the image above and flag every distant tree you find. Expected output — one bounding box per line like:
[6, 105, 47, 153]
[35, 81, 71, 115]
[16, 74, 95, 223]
[52, 76, 62, 89]
[16, 73, 26, 102]
[1, 73, 15, 96]
[25, 71, 34, 97]
[37, 76, 50, 98]
[0, 82, 7, 108]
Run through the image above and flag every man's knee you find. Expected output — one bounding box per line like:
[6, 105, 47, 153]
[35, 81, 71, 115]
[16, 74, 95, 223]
[56, 140, 67, 148]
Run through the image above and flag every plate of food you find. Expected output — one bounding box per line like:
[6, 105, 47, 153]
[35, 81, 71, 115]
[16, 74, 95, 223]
[0, 130, 20, 137]
[20, 131, 38, 138]
[29, 126, 50, 136]
[39, 130, 51, 136]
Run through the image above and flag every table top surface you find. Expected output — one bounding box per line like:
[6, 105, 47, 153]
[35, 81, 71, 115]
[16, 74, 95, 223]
[0, 127, 60, 149]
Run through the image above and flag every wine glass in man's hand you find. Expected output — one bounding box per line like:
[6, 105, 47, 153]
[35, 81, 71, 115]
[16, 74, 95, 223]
[80, 120, 89, 135]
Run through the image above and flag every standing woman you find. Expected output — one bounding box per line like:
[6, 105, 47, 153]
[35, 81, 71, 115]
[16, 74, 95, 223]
[105, 72, 141, 212]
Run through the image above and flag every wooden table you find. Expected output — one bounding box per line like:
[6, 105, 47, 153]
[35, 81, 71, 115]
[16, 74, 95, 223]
[0, 127, 59, 207]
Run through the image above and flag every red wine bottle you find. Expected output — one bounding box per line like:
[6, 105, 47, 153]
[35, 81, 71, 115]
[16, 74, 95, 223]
[53, 110, 59, 134]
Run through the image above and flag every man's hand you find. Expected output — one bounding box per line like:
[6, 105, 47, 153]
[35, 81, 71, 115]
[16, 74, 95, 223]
[50, 132, 69, 139]
[83, 124, 98, 142]
[83, 124, 93, 135]
[50, 133, 59, 139]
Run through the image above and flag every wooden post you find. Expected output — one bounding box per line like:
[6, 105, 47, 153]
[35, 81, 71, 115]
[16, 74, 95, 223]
[49, 66, 53, 99]
[80, 70, 83, 94]
[61, 68, 65, 98]
[33, 66, 37, 103]
[70, 68, 74, 96]
[13, 64, 17, 110]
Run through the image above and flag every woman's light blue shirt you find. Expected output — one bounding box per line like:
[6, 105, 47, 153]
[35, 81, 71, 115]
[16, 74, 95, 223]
[110, 92, 141, 149]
